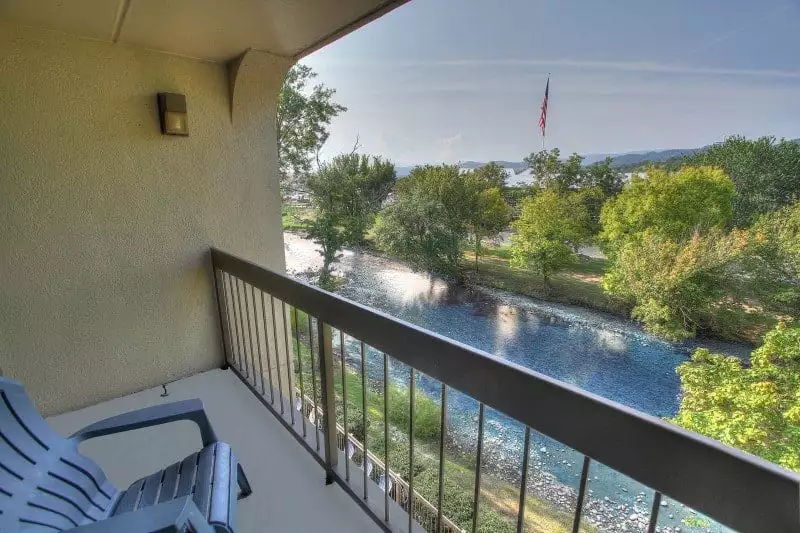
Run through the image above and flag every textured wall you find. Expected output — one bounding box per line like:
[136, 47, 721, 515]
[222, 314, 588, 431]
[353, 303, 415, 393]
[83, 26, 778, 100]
[0, 22, 292, 415]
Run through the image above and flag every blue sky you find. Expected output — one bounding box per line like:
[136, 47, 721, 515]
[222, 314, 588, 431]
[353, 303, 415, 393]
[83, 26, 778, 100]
[302, 0, 800, 166]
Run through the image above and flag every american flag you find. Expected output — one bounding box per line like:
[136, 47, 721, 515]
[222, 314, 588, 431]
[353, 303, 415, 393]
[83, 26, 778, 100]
[538, 76, 550, 137]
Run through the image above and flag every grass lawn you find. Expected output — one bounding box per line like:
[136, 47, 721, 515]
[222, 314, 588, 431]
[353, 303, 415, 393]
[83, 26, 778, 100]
[468, 246, 630, 317]
[469, 243, 780, 345]
[282, 203, 314, 231]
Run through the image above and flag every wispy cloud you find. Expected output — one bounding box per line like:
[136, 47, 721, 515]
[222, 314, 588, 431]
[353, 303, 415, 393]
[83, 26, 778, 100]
[436, 133, 463, 161]
[318, 58, 800, 79]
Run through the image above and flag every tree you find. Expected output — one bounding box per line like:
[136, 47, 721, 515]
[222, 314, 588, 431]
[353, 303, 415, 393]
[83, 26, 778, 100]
[307, 154, 395, 286]
[599, 165, 734, 256]
[373, 165, 508, 280]
[509, 190, 591, 289]
[468, 186, 512, 273]
[277, 65, 347, 192]
[602, 229, 749, 340]
[523, 149, 585, 192]
[683, 136, 800, 226]
[673, 323, 800, 471]
[584, 157, 625, 197]
[473, 162, 508, 190]
[745, 201, 800, 311]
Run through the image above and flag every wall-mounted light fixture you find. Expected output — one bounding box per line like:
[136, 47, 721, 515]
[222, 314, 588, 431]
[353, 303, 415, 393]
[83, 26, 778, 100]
[157, 93, 189, 136]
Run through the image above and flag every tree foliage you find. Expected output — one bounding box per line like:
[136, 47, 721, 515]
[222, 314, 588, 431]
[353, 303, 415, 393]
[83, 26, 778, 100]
[307, 154, 395, 286]
[509, 190, 591, 288]
[277, 65, 347, 189]
[584, 157, 625, 197]
[674, 323, 800, 471]
[469, 186, 512, 272]
[745, 201, 800, 311]
[602, 229, 749, 340]
[599, 165, 734, 255]
[524, 149, 583, 192]
[472, 162, 508, 190]
[374, 165, 510, 280]
[683, 136, 800, 227]
[522, 150, 623, 233]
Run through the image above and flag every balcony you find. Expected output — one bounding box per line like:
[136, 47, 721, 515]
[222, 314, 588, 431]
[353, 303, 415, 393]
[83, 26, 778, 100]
[47, 368, 380, 533]
[38, 249, 800, 533]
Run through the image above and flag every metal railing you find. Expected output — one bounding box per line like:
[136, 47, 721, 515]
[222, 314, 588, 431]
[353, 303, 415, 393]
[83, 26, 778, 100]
[210, 248, 800, 533]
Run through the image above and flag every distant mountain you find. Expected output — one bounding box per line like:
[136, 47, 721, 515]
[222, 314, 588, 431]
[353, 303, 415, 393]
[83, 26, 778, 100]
[394, 139, 800, 177]
[608, 148, 701, 169]
[458, 160, 528, 171]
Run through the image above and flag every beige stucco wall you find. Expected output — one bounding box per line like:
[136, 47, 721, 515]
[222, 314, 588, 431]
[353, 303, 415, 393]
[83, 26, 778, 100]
[0, 22, 292, 415]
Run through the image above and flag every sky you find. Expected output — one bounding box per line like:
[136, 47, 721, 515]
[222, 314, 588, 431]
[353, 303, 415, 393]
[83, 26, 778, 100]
[302, 0, 800, 166]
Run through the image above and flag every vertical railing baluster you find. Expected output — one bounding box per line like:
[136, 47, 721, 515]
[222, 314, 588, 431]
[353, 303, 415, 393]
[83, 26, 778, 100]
[211, 268, 233, 368]
[437, 384, 447, 533]
[308, 315, 320, 451]
[383, 352, 390, 524]
[244, 284, 259, 386]
[360, 341, 368, 500]
[238, 279, 253, 380]
[408, 368, 416, 533]
[293, 307, 307, 438]
[318, 321, 339, 484]
[282, 301, 295, 426]
[471, 403, 485, 533]
[221, 273, 238, 368]
[270, 296, 285, 415]
[227, 274, 243, 373]
[340, 330, 350, 482]
[233, 278, 249, 378]
[572, 456, 591, 533]
[251, 287, 267, 396]
[260, 292, 275, 404]
[647, 492, 662, 533]
[516, 426, 531, 533]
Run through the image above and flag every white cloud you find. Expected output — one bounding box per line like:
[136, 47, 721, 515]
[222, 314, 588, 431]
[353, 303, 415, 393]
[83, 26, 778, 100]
[436, 133, 463, 162]
[314, 57, 800, 79]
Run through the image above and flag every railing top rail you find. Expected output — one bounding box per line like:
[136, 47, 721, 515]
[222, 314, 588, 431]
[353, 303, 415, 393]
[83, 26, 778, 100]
[211, 248, 800, 533]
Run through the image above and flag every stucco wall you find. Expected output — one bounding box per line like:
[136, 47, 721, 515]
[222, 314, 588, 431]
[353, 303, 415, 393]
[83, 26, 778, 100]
[0, 22, 292, 415]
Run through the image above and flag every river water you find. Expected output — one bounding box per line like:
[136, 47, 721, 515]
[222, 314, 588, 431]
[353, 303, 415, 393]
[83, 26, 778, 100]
[284, 232, 748, 532]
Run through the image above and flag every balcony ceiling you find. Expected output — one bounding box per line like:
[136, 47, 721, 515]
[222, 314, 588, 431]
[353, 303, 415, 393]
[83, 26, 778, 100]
[0, 0, 407, 62]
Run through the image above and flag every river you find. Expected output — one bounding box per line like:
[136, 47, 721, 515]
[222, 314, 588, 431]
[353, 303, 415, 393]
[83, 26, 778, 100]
[284, 232, 748, 532]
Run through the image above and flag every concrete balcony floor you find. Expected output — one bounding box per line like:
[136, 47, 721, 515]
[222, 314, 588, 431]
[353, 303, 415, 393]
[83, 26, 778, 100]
[47, 368, 382, 533]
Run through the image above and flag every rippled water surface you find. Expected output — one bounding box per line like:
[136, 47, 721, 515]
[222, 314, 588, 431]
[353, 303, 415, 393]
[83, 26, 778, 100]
[284, 232, 748, 531]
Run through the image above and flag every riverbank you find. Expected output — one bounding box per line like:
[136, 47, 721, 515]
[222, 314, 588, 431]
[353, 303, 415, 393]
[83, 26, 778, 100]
[470, 244, 776, 346]
[283, 205, 774, 345]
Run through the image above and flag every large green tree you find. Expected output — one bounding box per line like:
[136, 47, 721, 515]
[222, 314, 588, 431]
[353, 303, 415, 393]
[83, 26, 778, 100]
[307, 154, 395, 286]
[584, 157, 625, 197]
[522, 150, 623, 232]
[472, 162, 508, 190]
[374, 165, 509, 280]
[599, 166, 741, 339]
[745, 201, 800, 312]
[683, 136, 800, 226]
[674, 323, 800, 471]
[468, 185, 512, 273]
[599, 165, 734, 256]
[602, 229, 749, 340]
[523, 149, 585, 192]
[509, 190, 591, 289]
[277, 65, 347, 192]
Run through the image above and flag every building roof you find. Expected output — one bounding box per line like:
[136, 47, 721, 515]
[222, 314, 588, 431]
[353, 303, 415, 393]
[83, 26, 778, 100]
[0, 0, 409, 62]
